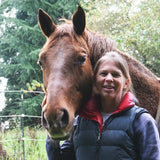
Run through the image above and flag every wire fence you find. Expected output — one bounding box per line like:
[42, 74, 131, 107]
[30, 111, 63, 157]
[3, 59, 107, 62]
[0, 90, 47, 160]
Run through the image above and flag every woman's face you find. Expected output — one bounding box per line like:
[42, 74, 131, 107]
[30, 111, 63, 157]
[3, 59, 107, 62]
[94, 60, 129, 102]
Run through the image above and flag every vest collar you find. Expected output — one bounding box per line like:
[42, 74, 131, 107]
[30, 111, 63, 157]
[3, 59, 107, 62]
[79, 92, 135, 132]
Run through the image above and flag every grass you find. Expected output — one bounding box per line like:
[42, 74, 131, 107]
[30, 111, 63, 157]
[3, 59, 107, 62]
[0, 127, 47, 160]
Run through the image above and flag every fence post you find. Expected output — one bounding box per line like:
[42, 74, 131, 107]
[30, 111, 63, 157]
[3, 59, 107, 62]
[21, 90, 25, 160]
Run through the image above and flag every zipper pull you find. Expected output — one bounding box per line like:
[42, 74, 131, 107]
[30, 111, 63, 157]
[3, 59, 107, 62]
[97, 132, 101, 141]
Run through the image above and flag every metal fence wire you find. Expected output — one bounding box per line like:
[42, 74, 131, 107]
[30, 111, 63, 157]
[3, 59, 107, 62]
[0, 90, 47, 160]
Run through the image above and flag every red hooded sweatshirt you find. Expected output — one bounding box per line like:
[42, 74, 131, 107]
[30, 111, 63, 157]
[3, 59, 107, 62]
[79, 92, 135, 133]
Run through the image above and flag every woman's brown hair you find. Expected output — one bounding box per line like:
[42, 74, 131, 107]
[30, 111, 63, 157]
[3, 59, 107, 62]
[94, 51, 138, 102]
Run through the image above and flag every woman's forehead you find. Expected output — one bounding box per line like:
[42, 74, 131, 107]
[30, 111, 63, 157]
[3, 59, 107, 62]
[100, 59, 119, 67]
[98, 60, 122, 72]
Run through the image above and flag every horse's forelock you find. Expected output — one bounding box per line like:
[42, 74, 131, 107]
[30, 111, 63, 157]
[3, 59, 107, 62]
[58, 18, 71, 24]
[54, 24, 89, 53]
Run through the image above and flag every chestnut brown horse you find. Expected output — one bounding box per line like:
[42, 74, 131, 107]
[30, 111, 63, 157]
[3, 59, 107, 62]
[38, 6, 160, 139]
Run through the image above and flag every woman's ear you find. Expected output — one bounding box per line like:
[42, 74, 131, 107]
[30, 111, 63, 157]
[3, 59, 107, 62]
[123, 78, 130, 91]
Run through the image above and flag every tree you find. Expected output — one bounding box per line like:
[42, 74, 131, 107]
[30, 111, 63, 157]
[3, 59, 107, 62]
[80, 0, 160, 77]
[0, 0, 79, 125]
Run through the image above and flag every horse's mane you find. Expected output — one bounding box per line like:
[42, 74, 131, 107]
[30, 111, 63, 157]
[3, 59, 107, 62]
[85, 29, 117, 67]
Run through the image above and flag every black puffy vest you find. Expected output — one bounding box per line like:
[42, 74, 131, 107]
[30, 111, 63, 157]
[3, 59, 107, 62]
[73, 106, 147, 160]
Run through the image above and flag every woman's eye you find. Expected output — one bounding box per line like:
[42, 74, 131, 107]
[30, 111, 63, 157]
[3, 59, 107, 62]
[112, 72, 120, 77]
[100, 72, 106, 76]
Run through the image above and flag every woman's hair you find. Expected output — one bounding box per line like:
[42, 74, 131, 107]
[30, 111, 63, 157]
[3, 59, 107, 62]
[94, 51, 138, 102]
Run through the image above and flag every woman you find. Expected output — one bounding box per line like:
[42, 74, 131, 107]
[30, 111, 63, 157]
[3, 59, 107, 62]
[46, 51, 160, 160]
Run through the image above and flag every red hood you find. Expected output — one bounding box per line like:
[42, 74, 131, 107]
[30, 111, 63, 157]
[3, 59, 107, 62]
[79, 92, 135, 133]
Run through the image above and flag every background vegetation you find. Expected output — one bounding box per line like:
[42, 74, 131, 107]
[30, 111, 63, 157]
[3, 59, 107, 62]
[0, 0, 159, 159]
[0, 126, 46, 160]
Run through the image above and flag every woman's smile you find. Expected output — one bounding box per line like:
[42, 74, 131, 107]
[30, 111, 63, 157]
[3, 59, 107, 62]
[102, 84, 115, 92]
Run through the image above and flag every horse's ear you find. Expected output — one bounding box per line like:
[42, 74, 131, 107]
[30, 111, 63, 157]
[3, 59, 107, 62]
[38, 9, 56, 37]
[72, 6, 86, 35]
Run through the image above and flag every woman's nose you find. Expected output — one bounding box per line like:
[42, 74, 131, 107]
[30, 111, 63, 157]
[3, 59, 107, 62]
[105, 73, 113, 82]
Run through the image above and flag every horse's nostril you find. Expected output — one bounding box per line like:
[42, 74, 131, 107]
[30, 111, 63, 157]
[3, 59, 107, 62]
[42, 111, 49, 128]
[42, 108, 69, 130]
[60, 109, 69, 128]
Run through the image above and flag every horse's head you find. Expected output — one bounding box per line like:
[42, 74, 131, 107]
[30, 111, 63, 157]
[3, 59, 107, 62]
[38, 6, 93, 139]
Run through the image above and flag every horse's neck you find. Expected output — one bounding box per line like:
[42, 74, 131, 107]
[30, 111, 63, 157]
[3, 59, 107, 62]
[86, 30, 156, 78]
[86, 30, 117, 67]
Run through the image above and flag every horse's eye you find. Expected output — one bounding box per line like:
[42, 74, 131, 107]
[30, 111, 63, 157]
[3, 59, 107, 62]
[78, 55, 87, 65]
[38, 60, 43, 68]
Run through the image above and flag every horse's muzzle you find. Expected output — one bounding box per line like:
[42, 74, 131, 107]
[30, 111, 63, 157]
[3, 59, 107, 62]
[42, 108, 69, 131]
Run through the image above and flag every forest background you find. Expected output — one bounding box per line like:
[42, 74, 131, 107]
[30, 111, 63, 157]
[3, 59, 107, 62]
[0, 0, 160, 125]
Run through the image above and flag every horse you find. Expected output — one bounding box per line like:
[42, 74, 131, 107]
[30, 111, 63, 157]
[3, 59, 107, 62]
[38, 6, 160, 139]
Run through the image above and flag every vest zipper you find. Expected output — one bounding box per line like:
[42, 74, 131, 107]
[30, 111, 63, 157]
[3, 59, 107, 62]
[103, 115, 114, 127]
[96, 132, 101, 160]
[97, 132, 101, 141]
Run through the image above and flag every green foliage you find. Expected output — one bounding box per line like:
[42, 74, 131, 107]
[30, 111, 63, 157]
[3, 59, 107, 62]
[1, 92, 22, 117]
[0, 127, 46, 159]
[81, 0, 160, 77]
[0, 0, 80, 123]
[26, 79, 44, 92]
